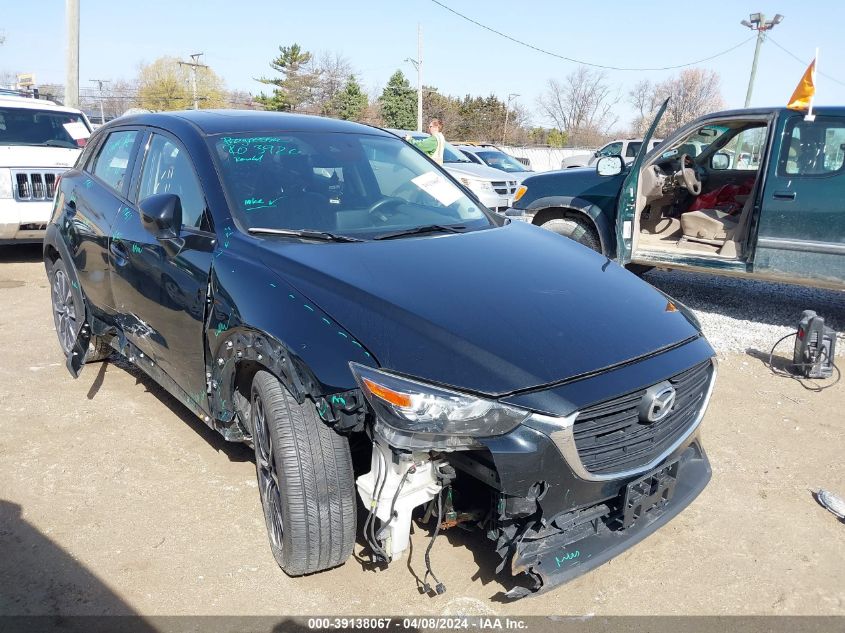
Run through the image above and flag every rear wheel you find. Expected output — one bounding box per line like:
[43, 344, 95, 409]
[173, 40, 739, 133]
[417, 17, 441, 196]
[541, 216, 602, 253]
[251, 370, 356, 576]
[48, 258, 111, 362]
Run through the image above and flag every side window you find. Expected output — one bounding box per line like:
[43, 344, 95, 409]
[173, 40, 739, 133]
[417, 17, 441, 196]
[138, 134, 207, 228]
[626, 142, 642, 157]
[779, 117, 845, 176]
[599, 142, 623, 157]
[722, 126, 767, 170]
[91, 130, 137, 194]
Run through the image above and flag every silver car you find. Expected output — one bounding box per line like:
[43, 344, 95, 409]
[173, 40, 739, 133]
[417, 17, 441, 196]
[390, 130, 518, 212]
[456, 145, 534, 184]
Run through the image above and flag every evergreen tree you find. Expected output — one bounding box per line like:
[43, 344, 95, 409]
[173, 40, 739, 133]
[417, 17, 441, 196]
[378, 70, 416, 129]
[331, 75, 367, 121]
[255, 43, 321, 112]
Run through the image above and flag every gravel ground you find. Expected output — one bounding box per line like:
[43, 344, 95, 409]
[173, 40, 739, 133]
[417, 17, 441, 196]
[643, 268, 845, 358]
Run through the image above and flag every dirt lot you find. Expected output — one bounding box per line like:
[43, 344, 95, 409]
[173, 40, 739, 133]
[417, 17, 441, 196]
[1, 244, 843, 616]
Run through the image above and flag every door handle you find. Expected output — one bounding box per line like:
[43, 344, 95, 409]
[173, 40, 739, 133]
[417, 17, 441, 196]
[773, 190, 796, 200]
[110, 239, 129, 266]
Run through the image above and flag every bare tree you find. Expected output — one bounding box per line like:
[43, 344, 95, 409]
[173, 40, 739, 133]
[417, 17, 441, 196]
[657, 68, 723, 135]
[537, 66, 619, 147]
[628, 69, 724, 138]
[314, 51, 353, 115]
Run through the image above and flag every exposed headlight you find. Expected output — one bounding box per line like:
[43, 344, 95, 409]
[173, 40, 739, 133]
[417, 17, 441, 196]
[350, 362, 528, 448]
[459, 177, 494, 193]
[513, 184, 527, 202]
[0, 169, 12, 199]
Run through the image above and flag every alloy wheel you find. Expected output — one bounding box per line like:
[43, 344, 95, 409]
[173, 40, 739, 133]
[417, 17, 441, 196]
[51, 268, 77, 354]
[252, 391, 284, 551]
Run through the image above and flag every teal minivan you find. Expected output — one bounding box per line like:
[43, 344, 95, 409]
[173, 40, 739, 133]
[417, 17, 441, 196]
[508, 102, 845, 290]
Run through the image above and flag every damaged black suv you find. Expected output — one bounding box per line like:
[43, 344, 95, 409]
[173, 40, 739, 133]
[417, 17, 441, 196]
[44, 110, 716, 597]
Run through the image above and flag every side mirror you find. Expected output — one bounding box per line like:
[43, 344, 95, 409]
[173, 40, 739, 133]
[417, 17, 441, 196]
[596, 155, 624, 177]
[711, 152, 730, 170]
[593, 150, 601, 157]
[140, 193, 183, 240]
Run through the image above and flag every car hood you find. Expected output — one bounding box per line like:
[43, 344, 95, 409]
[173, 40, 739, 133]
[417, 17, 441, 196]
[0, 145, 81, 169]
[256, 221, 700, 396]
[442, 161, 513, 181]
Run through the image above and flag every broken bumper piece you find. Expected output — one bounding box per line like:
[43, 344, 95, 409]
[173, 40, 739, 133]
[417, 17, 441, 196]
[498, 446, 711, 599]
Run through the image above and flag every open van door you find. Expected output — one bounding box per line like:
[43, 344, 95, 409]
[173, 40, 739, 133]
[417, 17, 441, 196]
[615, 99, 669, 264]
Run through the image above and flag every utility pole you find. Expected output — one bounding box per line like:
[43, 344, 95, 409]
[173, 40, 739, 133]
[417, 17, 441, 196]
[89, 79, 109, 125]
[178, 53, 208, 110]
[502, 93, 520, 145]
[65, 0, 80, 108]
[405, 25, 423, 132]
[741, 13, 784, 107]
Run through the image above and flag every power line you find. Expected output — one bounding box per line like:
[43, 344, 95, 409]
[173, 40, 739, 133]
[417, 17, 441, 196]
[429, 0, 756, 71]
[767, 37, 845, 88]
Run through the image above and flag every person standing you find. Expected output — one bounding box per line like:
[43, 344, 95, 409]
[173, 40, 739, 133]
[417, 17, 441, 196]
[406, 119, 446, 165]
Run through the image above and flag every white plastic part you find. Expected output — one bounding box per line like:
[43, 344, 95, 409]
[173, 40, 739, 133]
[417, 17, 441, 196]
[355, 440, 442, 561]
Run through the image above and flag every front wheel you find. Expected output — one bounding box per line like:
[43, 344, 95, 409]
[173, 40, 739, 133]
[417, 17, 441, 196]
[251, 370, 356, 576]
[541, 216, 602, 253]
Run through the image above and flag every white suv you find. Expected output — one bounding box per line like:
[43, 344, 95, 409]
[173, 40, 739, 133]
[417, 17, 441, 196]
[560, 138, 663, 169]
[0, 93, 92, 244]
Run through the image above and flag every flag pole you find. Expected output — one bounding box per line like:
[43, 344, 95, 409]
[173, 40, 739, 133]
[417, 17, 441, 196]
[805, 48, 819, 122]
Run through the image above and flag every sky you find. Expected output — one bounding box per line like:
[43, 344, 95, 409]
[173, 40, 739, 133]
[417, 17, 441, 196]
[2, 0, 844, 133]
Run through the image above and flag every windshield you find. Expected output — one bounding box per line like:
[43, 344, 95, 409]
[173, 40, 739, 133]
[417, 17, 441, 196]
[475, 150, 530, 173]
[0, 107, 90, 148]
[212, 131, 493, 239]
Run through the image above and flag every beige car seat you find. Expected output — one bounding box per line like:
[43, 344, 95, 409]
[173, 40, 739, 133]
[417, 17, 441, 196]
[680, 208, 739, 243]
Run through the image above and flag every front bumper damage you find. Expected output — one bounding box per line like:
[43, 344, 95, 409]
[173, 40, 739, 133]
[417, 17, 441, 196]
[491, 441, 710, 598]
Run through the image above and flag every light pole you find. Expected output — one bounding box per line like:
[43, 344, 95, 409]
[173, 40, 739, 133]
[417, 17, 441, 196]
[502, 93, 520, 145]
[405, 24, 423, 132]
[89, 79, 109, 125]
[741, 12, 784, 107]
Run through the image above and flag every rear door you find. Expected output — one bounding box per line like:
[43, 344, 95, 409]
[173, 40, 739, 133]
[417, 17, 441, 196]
[69, 127, 143, 312]
[109, 129, 215, 402]
[754, 113, 845, 287]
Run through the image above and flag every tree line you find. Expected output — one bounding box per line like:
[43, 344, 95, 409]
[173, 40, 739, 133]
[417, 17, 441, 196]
[1, 41, 725, 149]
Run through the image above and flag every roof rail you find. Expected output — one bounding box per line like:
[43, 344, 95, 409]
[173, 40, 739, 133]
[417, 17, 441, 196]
[0, 87, 38, 99]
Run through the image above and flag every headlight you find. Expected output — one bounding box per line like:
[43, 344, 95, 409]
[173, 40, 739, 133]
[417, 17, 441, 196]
[0, 169, 12, 199]
[350, 362, 528, 449]
[513, 185, 527, 203]
[459, 177, 494, 193]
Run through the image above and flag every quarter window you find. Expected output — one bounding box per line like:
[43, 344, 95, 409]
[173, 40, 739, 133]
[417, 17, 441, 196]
[138, 134, 207, 228]
[91, 130, 138, 194]
[780, 116, 845, 176]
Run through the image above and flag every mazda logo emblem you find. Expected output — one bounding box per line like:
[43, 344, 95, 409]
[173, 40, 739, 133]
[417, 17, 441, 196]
[638, 381, 676, 423]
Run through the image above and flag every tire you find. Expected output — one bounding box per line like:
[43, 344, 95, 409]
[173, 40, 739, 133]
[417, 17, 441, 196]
[250, 370, 356, 576]
[48, 258, 112, 363]
[541, 216, 602, 253]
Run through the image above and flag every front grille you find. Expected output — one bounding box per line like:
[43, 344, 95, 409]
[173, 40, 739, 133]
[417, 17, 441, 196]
[573, 360, 713, 475]
[12, 170, 63, 201]
[492, 180, 518, 196]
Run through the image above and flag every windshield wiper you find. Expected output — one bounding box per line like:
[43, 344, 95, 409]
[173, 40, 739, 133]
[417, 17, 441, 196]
[248, 227, 363, 242]
[374, 224, 467, 240]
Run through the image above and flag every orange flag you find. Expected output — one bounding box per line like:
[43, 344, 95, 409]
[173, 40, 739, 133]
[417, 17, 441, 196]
[787, 59, 816, 111]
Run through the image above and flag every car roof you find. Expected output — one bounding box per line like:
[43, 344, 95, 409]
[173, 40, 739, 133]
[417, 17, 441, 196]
[0, 95, 83, 114]
[111, 109, 395, 137]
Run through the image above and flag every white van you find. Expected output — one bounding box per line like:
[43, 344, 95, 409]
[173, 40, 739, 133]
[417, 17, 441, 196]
[0, 92, 92, 243]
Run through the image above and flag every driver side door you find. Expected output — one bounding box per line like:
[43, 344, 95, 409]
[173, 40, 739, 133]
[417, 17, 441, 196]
[109, 130, 215, 405]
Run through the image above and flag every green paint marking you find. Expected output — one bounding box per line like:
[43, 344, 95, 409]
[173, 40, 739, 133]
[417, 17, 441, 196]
[215, 322, 229, 337]
[288, 294, 296, 299]
[330, 395, 347, 407]
[337, 331, 348, 338]
[131, 243, 142, 254]
[321, 317, 331, 326]
[555, 551, 580, 568]
[269, 283, 277, 288]
[304, 304, 314, 312]
[71, 280, 79, 289]
[351, 340, 362, 348]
